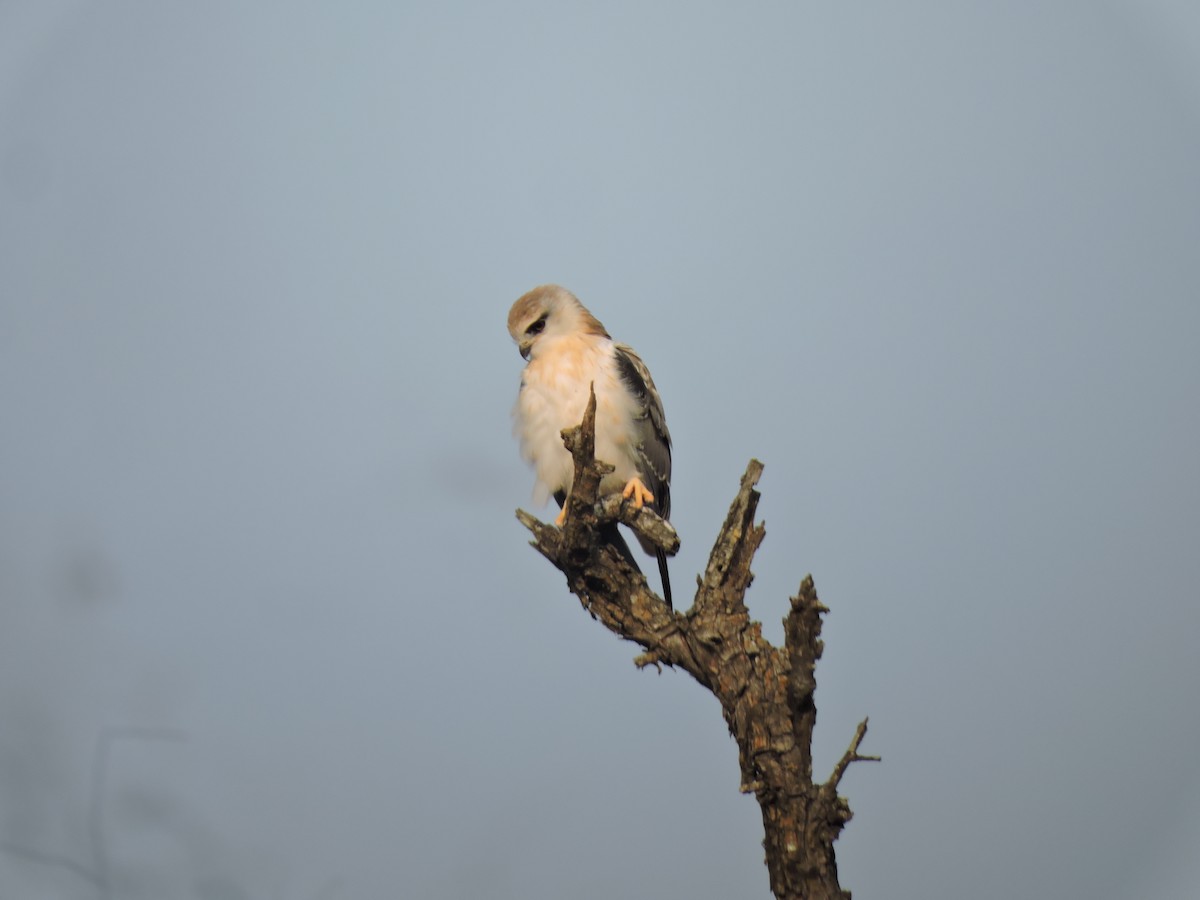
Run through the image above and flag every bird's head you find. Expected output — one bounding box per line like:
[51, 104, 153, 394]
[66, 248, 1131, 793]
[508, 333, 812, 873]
[507, 284, 609, 361]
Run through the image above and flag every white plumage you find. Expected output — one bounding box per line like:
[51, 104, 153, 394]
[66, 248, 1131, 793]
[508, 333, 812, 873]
[507, 284, 673, 606]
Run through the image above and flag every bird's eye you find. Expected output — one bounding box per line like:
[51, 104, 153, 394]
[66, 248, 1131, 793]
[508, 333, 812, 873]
[526, 315, 547, 336]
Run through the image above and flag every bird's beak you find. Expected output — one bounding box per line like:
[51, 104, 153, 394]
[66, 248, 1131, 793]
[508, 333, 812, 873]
[518, 341, 532, 361]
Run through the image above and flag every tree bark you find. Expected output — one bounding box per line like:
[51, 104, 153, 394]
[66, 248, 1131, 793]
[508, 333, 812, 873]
[516, 387, 877, 900]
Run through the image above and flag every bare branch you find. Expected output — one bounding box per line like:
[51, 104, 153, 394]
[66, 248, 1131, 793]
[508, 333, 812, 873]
[783, 575, 826, 783]
[827, 718, 882, 792]
[596, 493, 679, 554]
[698, 459, 765, 613]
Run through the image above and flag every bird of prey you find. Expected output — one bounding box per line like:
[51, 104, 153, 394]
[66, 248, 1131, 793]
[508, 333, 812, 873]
[508, 284, 674, 608]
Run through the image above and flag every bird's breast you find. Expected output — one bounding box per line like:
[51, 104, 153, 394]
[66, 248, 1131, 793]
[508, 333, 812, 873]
[513, 337, 639, 502]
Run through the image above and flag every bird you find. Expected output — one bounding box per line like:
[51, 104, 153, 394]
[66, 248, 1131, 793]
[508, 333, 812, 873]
[507, 284, 674, 608]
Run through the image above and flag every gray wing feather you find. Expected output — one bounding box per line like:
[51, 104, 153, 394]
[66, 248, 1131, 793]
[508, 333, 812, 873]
[613, 344, 674, 608]
[613, 343, 672, 519]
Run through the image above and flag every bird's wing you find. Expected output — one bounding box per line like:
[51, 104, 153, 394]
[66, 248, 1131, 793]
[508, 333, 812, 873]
[612, 343, 672, 521]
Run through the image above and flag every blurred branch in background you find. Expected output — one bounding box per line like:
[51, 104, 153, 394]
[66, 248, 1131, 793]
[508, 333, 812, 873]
[3, 726, 186, 899]
[517, 388, 878, 900]
[2, 725, 341, 900]
[89, 727, 189, 900]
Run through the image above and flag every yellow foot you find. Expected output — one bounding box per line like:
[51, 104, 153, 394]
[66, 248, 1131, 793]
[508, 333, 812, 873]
[622, 477, 655, 509]
[555, 506, 567, 527]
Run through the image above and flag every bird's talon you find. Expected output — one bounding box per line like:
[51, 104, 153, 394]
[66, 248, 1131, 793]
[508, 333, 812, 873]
[621, 477, 655, 509]
[555, 507, 568, 527]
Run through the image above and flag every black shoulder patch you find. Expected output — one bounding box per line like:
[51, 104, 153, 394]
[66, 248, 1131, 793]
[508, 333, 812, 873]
[614, 348, 648, 400]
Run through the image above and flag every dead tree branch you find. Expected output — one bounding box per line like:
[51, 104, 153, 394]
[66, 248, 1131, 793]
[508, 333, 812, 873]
[516, 386, 877, 900]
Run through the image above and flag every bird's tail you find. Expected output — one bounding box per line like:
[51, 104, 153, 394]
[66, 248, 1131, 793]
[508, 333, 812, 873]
[655, 549, 672, 610]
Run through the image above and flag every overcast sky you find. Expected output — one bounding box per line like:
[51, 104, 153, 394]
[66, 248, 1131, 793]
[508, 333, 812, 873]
[2, 3, 1199, 899]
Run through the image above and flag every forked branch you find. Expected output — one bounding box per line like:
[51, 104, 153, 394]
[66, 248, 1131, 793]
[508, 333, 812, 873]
[516, 386, 877, 900]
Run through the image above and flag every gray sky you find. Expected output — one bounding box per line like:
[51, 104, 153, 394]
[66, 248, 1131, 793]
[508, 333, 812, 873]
[2, 2, 1199, 898]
